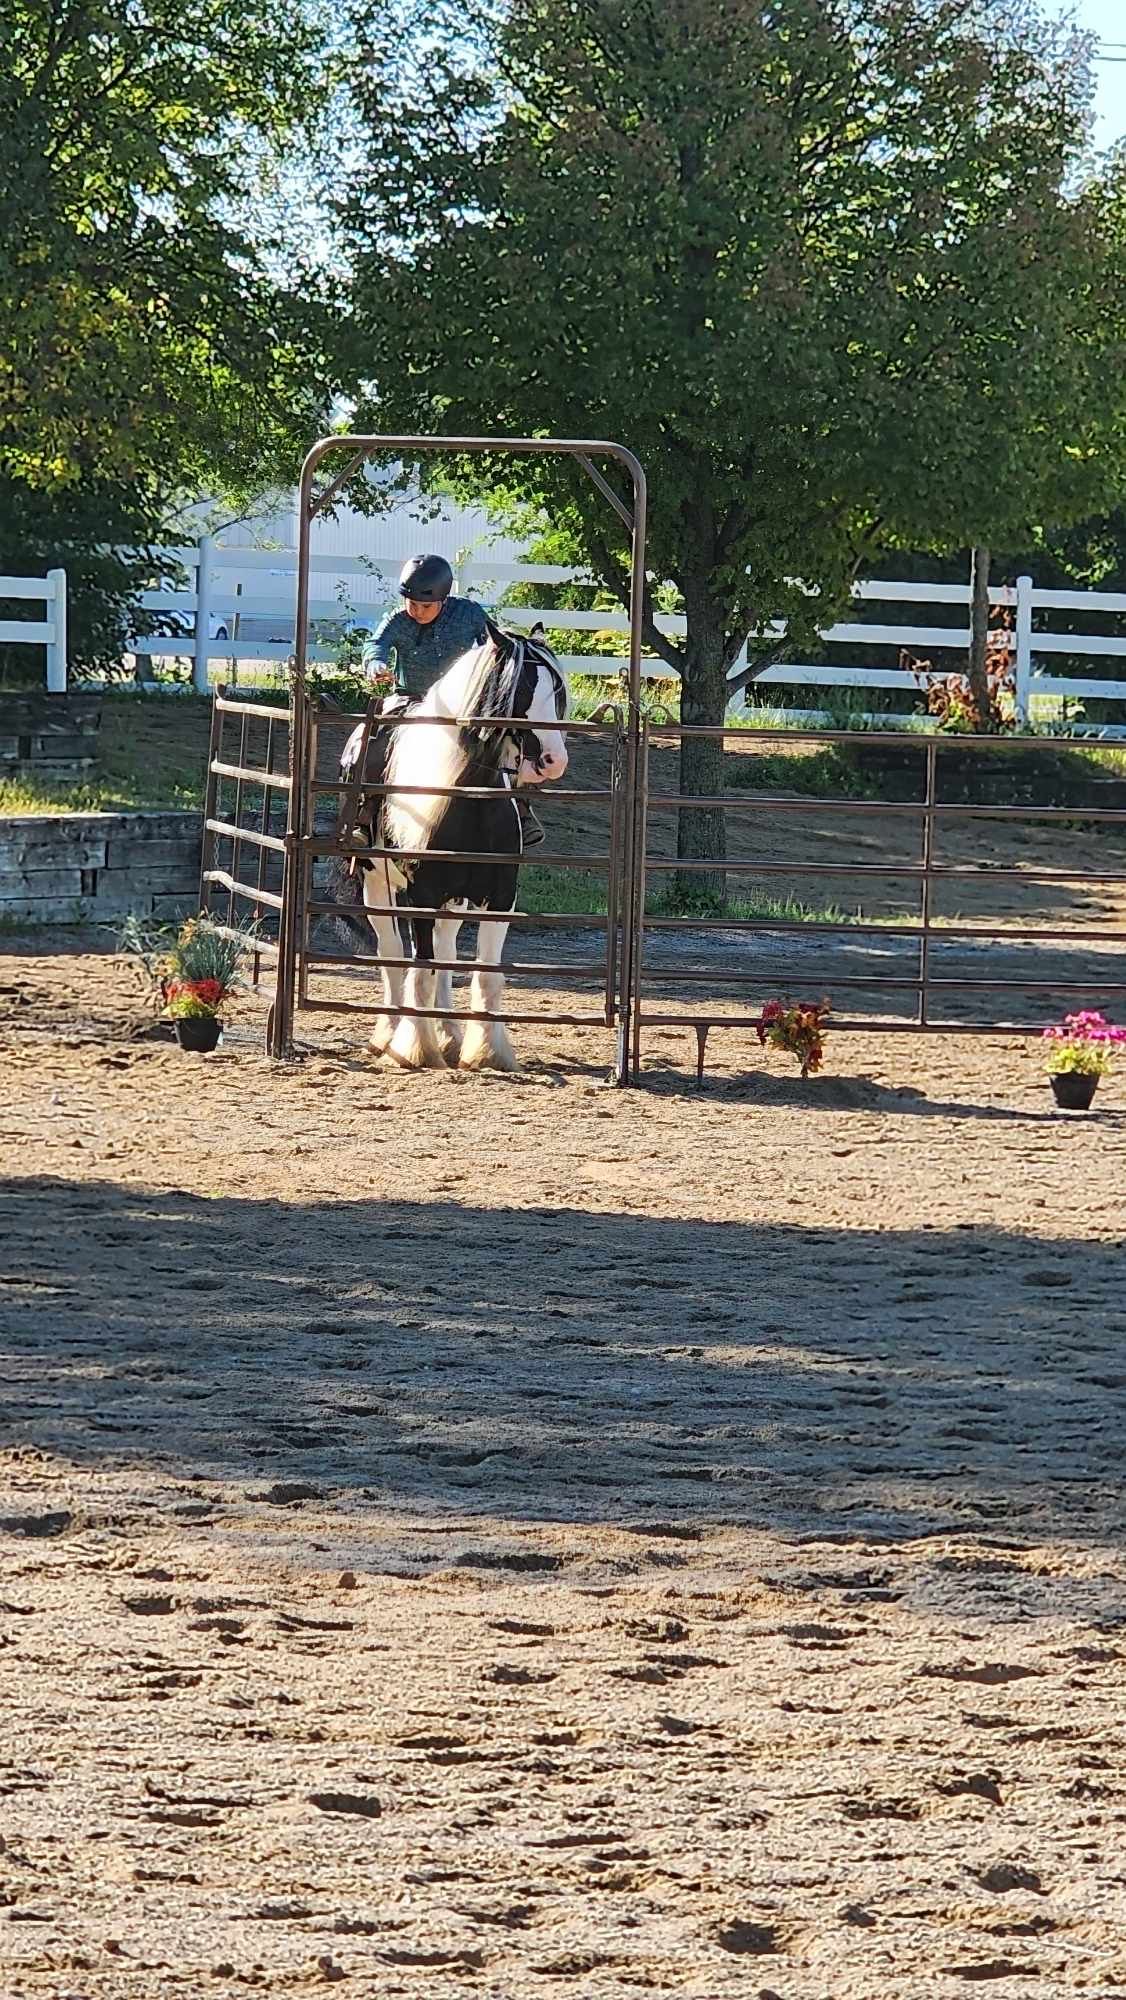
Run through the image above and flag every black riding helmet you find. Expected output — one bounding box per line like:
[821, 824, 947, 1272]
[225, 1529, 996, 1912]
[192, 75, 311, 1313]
[399, 553, 453, 603]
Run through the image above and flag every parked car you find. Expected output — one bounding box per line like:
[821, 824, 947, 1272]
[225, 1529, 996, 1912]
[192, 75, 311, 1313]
[134, 609, 233, 647]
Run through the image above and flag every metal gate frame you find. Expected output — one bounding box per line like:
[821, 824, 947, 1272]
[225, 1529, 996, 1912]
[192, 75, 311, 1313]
[269, 435, 648, 1082]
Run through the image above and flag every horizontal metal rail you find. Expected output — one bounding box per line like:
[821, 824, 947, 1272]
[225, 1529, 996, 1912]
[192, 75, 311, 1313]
[210, 759, 291, 789]
[640, 915, 1125, 943]
[646, 794, 1126, 823]
[203, 867, 285, 911]
[315, 778, 615, 801]
[306, 950, 608, 976]
[203, 920, 280, 960]
[206, 818, 287, 853]
[321, 710, 621, 734]
[642, 857, 1126, 882]
[642, 972, 1126, 994]
[307, 898, 607, 928]
[299, 996, 609, 1026]
[624, 959, 1126, 984]
[646, 721, 1126, 750]
[307, 842, 609, 867]
[213, 696, 290, 723]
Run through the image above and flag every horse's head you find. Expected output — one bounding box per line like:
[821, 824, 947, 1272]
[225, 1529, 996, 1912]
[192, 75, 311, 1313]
[443, 620, 568, 784]
[507, 621, 569, 785]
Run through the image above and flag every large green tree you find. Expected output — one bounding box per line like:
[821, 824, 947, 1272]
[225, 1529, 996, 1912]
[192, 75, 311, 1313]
[1, 0, 339, 673]
[343, 0, 1126, 883]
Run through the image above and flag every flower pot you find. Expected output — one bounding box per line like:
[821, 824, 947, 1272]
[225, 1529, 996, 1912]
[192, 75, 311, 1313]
[174, 1015, 222, 1053]
[1050, 1071, 1099, 1111]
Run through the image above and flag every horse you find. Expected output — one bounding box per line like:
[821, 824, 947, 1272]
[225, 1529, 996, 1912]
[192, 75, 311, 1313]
[338, 619, 568, 1071]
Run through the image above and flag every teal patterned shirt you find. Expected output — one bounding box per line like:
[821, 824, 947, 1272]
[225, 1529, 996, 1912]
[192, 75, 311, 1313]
[361, 597, 489, 699]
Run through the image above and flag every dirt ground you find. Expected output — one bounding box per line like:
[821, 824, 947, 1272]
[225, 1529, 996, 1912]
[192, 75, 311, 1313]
[3, 932, 1126, 2000]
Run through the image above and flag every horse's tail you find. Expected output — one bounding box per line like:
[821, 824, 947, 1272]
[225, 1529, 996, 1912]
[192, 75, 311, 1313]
[318, 850, 373, 953]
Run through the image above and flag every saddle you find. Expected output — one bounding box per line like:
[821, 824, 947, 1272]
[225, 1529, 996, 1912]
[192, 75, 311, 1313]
[335, 692, 410, 863]
[334, 688, 545, 866]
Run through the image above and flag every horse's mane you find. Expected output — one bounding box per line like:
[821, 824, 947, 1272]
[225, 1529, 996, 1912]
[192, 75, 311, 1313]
[382, 622, 564, 856]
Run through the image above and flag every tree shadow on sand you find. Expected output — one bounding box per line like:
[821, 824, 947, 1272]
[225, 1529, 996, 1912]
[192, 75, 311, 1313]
[665, 1065, 1126, 1123]
[2, 1175, 1123, 1571]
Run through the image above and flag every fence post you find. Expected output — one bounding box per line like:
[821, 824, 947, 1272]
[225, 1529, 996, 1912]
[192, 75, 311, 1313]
[193, 535, 215, 695]
[1014, 573, 1033, 727]
[726, 641, 749, 717]
[45, 568, 67, 692]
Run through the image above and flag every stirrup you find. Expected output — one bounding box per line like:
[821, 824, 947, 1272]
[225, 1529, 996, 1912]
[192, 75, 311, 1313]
[518, 802, 545, 847]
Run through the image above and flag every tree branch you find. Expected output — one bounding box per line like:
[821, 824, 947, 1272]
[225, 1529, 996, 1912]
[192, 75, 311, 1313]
[582, 513, 684, 673]
[725, 639, 790, 696]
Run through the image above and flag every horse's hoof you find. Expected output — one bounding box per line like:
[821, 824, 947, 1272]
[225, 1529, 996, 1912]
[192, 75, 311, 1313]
[387, 1025, 447, 1070]
[438, 1028, 463, 1063]
[368, 1017, 395, 1055]
[459, 1027, 516, 1073]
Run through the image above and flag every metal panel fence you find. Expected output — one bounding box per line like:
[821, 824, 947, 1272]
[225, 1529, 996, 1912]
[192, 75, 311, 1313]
[628, 722, 1126, 1079]
[195, 436, 1126, 1084]
[199, 693, 1126, 1084]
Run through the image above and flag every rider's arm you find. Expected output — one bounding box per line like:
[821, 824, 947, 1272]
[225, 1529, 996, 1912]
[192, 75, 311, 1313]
[361, 612, 403, 682]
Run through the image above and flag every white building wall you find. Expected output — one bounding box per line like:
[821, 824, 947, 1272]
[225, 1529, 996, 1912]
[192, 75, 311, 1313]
[208, 487, 530, 571]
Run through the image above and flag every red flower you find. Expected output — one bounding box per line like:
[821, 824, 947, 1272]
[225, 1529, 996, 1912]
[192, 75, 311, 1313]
[186, 977, 224, 1007]
[756, 999, 784, 1045]
[163, 975, 225, 1012]
[756, 997, 830, 1076]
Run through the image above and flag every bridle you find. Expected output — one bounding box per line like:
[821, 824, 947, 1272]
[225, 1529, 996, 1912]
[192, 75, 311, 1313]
[462, 624, 568, 777]
[340, 624, 567, 864]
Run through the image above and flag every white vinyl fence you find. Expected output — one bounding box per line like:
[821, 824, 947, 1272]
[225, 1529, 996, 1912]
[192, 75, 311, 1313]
[128, 544, 1126, 730]
[0, 569, 68, 691]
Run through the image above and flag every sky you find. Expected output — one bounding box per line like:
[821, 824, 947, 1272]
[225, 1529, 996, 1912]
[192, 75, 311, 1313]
[1063, 0, 1126, 149]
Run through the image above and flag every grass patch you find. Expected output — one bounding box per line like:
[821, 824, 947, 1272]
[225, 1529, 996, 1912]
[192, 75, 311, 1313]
[0, 693, 212, 814]
[520, 866, 610, 916]
[725, 741, 887, 800]
[519, 865, 867, 927]
[649, 886, 860, 926]
[5, 682, 1121, 828]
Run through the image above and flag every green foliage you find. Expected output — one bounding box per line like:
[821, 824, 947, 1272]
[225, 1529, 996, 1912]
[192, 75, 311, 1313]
[119, 911, 256, 1015]
[342, 0, 1126, 794]
[1045, 1037, 1111, 1078]
[1, 0, 339, 674]
[566, 672, 680, 723]
[0, 477, 181, 683]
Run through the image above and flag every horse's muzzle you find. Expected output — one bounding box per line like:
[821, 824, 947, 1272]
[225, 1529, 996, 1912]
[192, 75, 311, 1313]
[519, 730, 568, 784]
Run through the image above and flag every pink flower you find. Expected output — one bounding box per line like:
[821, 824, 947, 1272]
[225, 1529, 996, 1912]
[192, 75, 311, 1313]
[1044, 1009, 1124, 1048]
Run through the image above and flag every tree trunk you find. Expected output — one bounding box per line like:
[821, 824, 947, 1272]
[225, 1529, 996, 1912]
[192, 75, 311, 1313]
[675, 578, 728, 907]
[968, 545, 991, 729]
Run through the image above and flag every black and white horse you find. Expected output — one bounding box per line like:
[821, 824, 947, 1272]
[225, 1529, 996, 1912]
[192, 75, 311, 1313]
[341, 620, 568, 1070]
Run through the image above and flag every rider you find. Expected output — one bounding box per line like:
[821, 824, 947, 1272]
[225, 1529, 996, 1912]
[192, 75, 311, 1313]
[361, 554, 488, 701]
[361, 554, 544, 845]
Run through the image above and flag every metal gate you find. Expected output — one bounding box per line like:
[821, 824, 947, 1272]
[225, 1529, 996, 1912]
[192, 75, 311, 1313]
[204, 433, 649, 1083]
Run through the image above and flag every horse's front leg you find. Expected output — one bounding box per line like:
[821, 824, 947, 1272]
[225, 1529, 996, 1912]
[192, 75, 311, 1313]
[434, 903, 466, 1063]
[361, 860, 404, 1056]
[387, 913, 448, 1070]
[459, 909, 515, 1072]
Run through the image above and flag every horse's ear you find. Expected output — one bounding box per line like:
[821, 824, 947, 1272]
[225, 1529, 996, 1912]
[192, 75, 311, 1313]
[528, 622, 546, 643]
